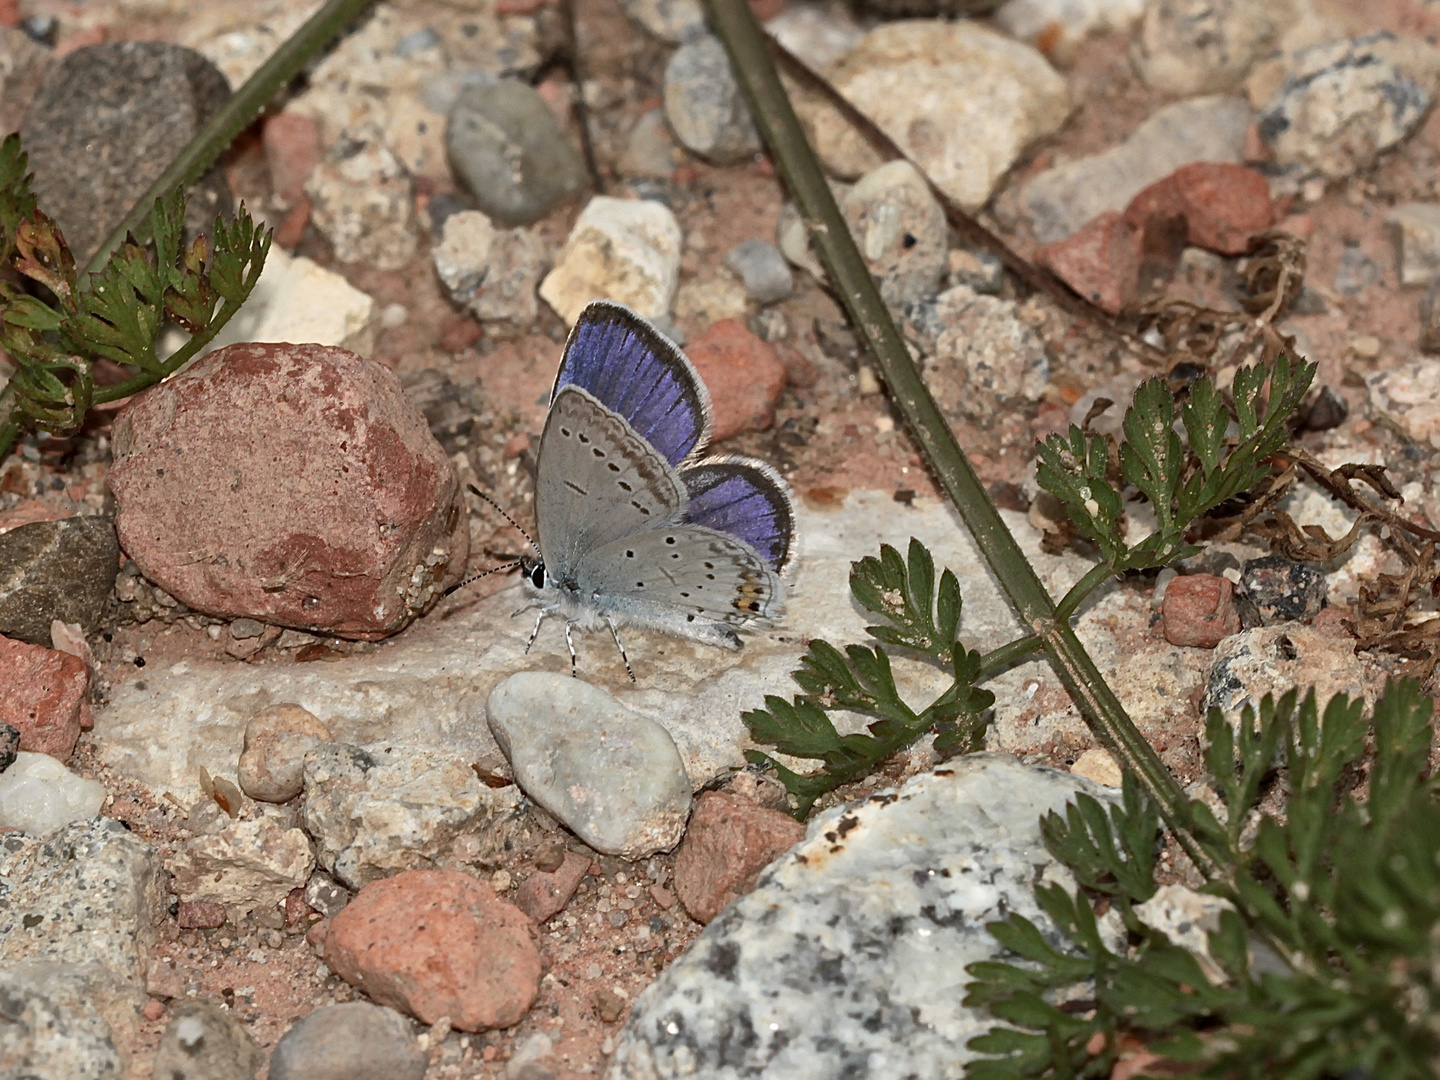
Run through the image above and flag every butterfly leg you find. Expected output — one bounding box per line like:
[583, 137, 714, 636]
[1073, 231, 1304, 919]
[563, 621, 579, 677]
[524, 611, 546, 654]
[606, 617, 636, 684]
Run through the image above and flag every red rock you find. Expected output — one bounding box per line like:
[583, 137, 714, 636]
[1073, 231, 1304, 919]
[1309, 605, 1354, 637]
[0, 634, 90, 762]
[1161, 575, 1241, 649]
[673, 791, 805, 924]
[285, 886, 313, 927]
[647, 884, 675, 909]
[263, 112, 321, 205]
[325, 869, 542, 1032]
[1035, 211, 1142, 315]
[1277, 212, 1314, 241]
[109, 343, 468, 641]
[306, 917, 331, 954]
[143, 999, 167, 1021]
[1242, 122, 1274, 164]
[440, 316, 483, 354]
[514, 851, 590, 924]
[0, 499, 68, 535]
[272, 198, 311, 251]
[773, 342, 817, 389]
[684, 319, 787, 441]
[177, 900, 227, 929]
[1123, 163, 1273, 256]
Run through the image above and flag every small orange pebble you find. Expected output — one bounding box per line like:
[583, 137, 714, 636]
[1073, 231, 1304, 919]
[503, 432, 531, 458]
[143, 999, 166, 1022]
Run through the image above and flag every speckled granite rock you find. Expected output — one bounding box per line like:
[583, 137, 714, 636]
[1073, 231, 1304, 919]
[605, 755, 1120, 1079]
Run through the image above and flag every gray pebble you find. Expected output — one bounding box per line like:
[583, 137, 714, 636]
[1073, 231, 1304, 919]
[228, 618, 265, 640]
[663, 34, 761, 164]
[19, 42, 233, 267]
[152, 1002, 264, 1080]
[0, 724, 18, 773]
[1333, 245, 1379, 295]
[724, 238, 793, 303]
[268, 1003, 425, 1080]
[446, 80, 589, 227]
[303, 870, 350, 919]
[487, 673, 692, 858]
[0, 515, 119, 647]
[1238, 555, 1326, 625]
[840, 160, 947, 308]
[394, 28, 440, 58]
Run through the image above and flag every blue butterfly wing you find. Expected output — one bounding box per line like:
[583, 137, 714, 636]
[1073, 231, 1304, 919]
[680, 458, 795, 573]
[552, 301, 712, 468]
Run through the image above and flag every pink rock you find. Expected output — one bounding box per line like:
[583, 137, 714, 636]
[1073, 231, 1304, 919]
[684, 319, 787, 441]
[325, 869, 542, 1032]
[1123, 163, 1273, 256]
[1035, 211, 1142, 316]
[514, 851, 591, 924]
[673, 791, 805, 924]
[109, 343, 468, 641]
[263, 112, 321, 205]
[0, 634, 90, 762]
[1161, 575, 1241, 649]
[176, 900, 227, 929]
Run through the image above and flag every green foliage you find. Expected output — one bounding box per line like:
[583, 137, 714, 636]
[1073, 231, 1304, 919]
[966, 681, 1440, 1080]
[743, 538, 995, 816]
[1036, 355, 1314, 578]
[0, 132, 270, 458]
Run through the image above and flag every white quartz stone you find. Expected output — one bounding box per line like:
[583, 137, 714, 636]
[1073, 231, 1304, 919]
[0, 752, 107, 836]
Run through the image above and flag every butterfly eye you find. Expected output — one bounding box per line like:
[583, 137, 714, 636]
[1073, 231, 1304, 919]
[529, 563, 547, 589]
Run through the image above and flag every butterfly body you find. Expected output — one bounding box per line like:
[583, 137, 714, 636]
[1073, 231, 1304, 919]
[516, 301, 794, 672]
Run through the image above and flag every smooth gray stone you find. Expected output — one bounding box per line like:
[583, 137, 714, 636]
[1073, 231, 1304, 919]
[19, 41, 233, 267]
[488, 672, 692, 858]
[0, 515, 119, 646]
[663, 34, 761, 164]
[446, 80, 589, 227]
[606, 755, 1121, 1080]
[268, 1003, 425, 1080]
[151, 1002, 264, 1080]
[724, 239, 793, 304]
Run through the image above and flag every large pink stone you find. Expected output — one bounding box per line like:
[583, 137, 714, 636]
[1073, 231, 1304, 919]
[109, 342, 468, 640]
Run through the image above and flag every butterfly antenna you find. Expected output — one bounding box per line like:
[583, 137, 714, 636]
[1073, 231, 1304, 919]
[467, 484, 538, 553]
[444, 559, 523, 597]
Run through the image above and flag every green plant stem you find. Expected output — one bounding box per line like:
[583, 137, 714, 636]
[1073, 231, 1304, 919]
[705, 0, 1220, 879]
[1053, 563, 1118, 624]
[0, 417, 18, 460]
[82, 0, 374, 283]
[977, 633, 1043, 679]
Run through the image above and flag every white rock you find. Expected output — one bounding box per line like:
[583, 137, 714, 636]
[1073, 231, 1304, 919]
[166, 805, 315, 913]
[925, 286, 1051, 414]
[1200, 622, 1372, 727]
[539, 196, 683, 325]
[995, 0, 1146, 58]
[1135, 0, 1297, 96]
[606, 755, 1121, 1079]
[1070, 747, 1122, 786]
[0, 965, 126, 1080]
[1133, 883, 1235, 984]
[1368, 358, 1440, 448]
[301, 741, 527, 890]
[1387, 202, 1440, 287]
[432, 211, 545, 327]
[488, 673, 692, 858]
[305, 125, 417, 270]
[0, 752, 107, 836]
[839, 160, 947, 308]
[90, 491, 1156, 804]
[795, 20, 1070, 212]
[200, 246, 378, 357]
[1258, 33, 1440, 180]
[765, 2, 864, 72]
[1022, 95, 1252, 244]
[0, 817, 165, 981]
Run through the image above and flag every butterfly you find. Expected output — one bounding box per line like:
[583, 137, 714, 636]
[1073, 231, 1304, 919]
[460, 300, 795, 679]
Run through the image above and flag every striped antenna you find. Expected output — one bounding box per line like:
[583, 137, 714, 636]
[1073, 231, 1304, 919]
[445, 485, 537, 596]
